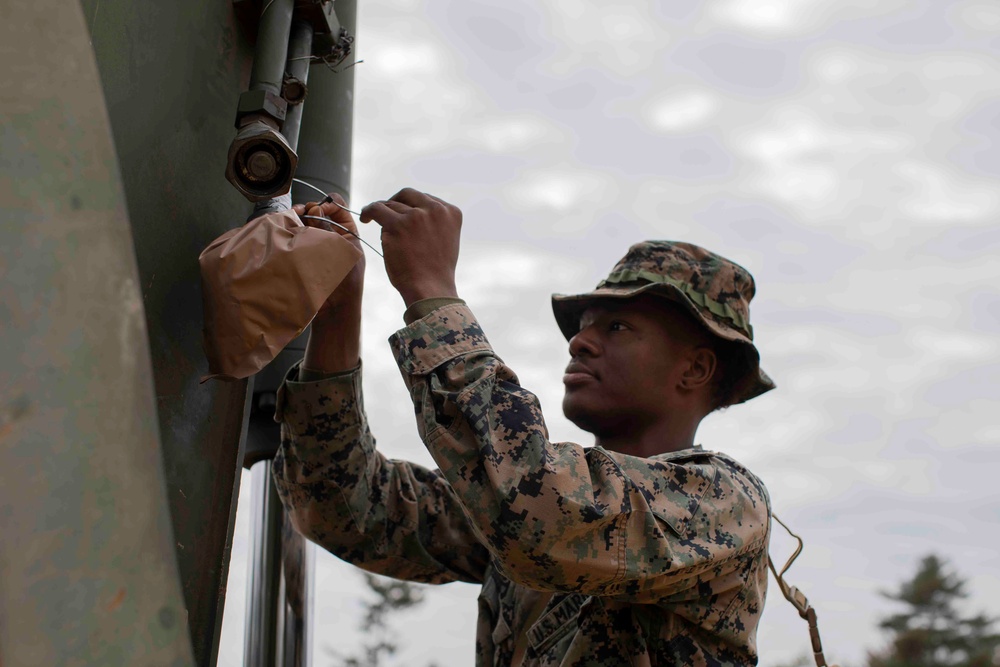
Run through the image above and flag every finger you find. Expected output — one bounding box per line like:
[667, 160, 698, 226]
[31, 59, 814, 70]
[317, 201, 356, 228]
[299, 214, 332, 231]
[381, 200, 411, 214]
[360, 200, 407, 225]
[292, 203, 306, 216]
[388, 187, 433, 208]
[369, 201, 410, 231]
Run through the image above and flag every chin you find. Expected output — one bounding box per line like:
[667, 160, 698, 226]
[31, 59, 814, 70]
[562, 396, 607, 436]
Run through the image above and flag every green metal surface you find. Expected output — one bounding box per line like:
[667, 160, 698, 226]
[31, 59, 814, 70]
[293, 0, 358, 203]
[78, 0, 263, 663]
[1, 0, 358, 661]
[0, 1, 194, 665]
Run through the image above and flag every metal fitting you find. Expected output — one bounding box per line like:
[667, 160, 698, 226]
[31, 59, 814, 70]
[281, 75, 307, 105]
[293, 0, 340, 37]
[225, 120, 298, 201]
[235, 89, 287, 129]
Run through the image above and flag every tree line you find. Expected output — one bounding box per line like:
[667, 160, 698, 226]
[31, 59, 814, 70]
[777, 554, 999, 667]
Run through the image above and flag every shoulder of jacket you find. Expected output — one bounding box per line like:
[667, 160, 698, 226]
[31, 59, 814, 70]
[701, 450, 771, 508]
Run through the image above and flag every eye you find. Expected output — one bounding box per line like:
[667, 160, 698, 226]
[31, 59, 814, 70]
[608, 320, 628, 332]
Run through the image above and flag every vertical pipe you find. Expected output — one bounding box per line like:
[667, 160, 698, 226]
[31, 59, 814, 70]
[246, 1, 359, 663]
[242, 2, 296, 662]
[248, 0, 295, 95]
[240, 0, 295, 217]
[250, 18, 313, 219]
[244, 462, 282, 666]
[278, 506, 313, 667]
[282, 20, 313, 151]
[272, 23, 315, 667]
[245, 14, 315, 667]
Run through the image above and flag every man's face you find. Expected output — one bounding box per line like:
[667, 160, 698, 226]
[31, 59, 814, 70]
[561, 296, 703, 437]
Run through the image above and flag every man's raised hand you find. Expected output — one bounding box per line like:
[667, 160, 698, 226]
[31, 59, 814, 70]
[293, 194, 365, 315]
[360, 188, 462, 307]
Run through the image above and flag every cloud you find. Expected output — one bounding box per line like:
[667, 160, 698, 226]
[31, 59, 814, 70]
[504, 166, 617, 218]
[895, 161, 1000, 224]
[711, 0, 910, 37]
[463, 114, 567, 153]
[538, 0, 665, 76]
[670, 36, 800, 95]
[641, 89, 719, 133]
[734, 106, 912, 214]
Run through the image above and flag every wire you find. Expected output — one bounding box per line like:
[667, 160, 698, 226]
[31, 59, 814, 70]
[291, 178, 362, 216]
[300, 215, 383, 258]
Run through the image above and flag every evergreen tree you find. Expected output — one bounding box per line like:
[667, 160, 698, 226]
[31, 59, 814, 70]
[868, 555, 1000, 667]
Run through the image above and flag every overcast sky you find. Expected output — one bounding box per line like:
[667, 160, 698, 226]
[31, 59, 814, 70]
[219, 1, 1000, 665]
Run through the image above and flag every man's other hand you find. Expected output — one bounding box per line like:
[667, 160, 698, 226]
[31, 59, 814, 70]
[360, 188, 461, 306]
[293, 194, 365, 316]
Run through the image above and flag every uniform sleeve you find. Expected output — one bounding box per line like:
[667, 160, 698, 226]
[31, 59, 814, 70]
[271, 362, 491, 585]
[388, 303, 770, 602]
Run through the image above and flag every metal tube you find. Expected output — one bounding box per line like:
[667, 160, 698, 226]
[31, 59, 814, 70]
[249, 0, 295, 95]
[250, 18, 313, 220]
[245, 17, 316, 667]
[245, 2, 358, 664]
[267, 27, 317, 666]
[282, 20, 314, 151]
[278, 506, 313, 667]
[244, 461, 283, 666]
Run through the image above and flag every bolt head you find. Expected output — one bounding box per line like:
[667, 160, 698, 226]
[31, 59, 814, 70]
[246, 150, 278, 181]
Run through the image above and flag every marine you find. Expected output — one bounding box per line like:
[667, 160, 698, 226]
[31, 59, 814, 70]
[272, 187, 776, 666]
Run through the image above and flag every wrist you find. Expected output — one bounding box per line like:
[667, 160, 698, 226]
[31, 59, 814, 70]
[305, 301, 362, 374]
[314, 296, 362, 326]
[399, 281, 458, 308]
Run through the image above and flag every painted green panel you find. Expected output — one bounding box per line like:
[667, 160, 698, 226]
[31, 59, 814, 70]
[78, 0, 259, 663]
[0, 1, 194, 665]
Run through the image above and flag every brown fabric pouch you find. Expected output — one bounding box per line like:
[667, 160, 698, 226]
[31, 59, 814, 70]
[199, 209, 362, 382]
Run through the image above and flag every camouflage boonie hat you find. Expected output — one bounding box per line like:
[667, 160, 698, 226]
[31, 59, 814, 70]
[552, 240, 775, 404]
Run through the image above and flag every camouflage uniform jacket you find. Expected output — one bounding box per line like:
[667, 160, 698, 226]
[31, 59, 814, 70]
[272, 303, 771, 666]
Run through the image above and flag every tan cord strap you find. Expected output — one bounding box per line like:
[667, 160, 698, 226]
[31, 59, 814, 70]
[767, 513, 839, 667]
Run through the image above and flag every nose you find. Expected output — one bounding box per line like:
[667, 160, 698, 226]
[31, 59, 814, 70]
[568, 324, 600, 358]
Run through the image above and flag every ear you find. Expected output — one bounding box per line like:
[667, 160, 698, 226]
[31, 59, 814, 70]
[678, 346, 717, 392]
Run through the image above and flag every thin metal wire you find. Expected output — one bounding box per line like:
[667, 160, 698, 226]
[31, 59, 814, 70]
[286, 56, 363, 71]
[291, 178, 362, 216]
[300, 215, 382, 258]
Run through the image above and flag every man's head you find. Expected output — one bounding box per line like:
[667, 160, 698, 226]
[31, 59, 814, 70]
[552, 241, 773, 443]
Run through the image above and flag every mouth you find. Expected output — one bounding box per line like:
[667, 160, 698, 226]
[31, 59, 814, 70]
[563, 362, 597, 386]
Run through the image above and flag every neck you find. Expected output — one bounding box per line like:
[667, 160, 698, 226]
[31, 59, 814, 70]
[594, 413, 702, 458]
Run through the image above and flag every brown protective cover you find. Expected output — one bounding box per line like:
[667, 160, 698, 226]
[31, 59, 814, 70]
[199, 209, 362, 381]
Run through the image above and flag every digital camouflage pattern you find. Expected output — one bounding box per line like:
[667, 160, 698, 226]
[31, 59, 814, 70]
[272, 303, 771, 666]
[552, 241, 775, 404]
